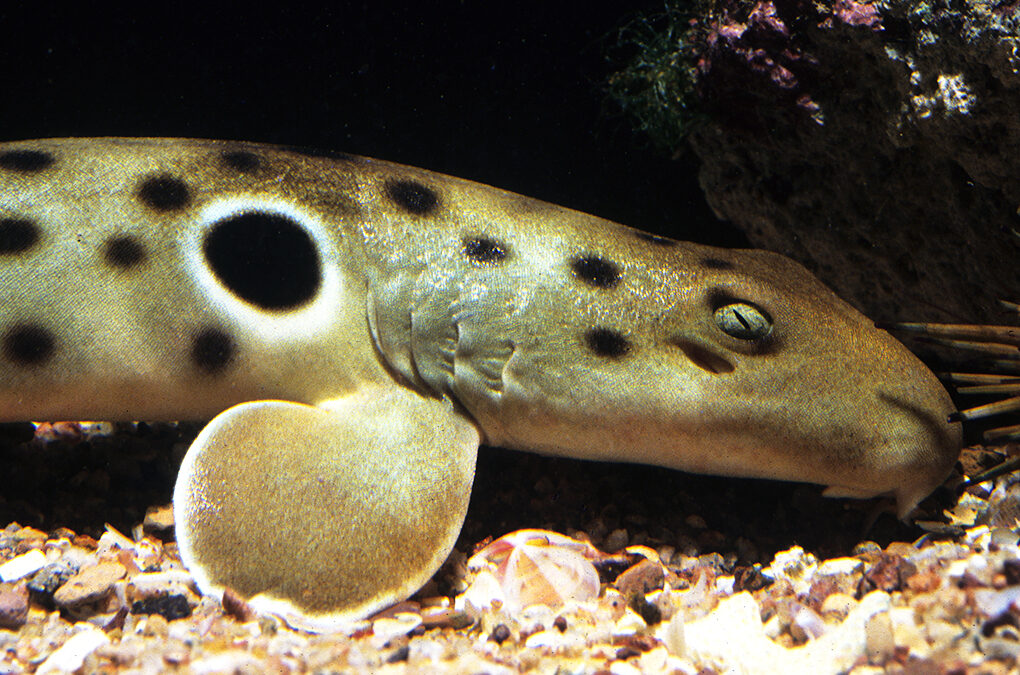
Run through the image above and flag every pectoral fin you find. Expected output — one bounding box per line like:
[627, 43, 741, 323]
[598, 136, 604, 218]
[172, 386, 480, 630]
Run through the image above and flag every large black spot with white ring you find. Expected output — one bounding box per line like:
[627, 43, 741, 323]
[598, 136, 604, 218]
[571, 255, 620, 289]
[191, 327, 235, 374]
[203, 211, 321, 310]
[3, 323, 55, 366]
[0, 218, 40, 254]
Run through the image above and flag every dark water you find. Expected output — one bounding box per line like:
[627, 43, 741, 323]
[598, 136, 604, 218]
[0, 3, 733, 246]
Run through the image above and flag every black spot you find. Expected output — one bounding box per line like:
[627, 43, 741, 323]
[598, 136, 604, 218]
[283, 145, 357, 162]
[571, 255, 621, 289]
[203, 212, 321, 310]
[584, 327, 630, 358]
[191, 328, 235, 374]
[0, 149, 55, 172]
[220, 150, 262, 173]
[463, 236, 508, 265]
[136, 174, 191, 211]
[103, 235, 147, 269]
[386, 179, 439, 215]
[635, 231, 677, 247]
[702, 257, 734, 270]
[3, 324, 55, 366]
[0, 218, 40, 254]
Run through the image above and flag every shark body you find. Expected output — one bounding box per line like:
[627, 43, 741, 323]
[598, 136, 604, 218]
[0, 138, 961, 628]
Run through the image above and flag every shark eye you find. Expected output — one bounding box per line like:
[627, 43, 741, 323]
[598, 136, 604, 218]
[714, 301, 772, 341]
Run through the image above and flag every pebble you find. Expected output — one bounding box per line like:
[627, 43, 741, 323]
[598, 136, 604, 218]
[817, 557, 863, 577]
[421, 607, 471, 630]
[142, 504, 175, 532]
[864, 612, 895, 665]
[53, 561, 126, 607]
[489, 623, 512, 644]
[604, 528, 629, 553]
[11, 526, 47, 543]
[0, 583, 28, 629]
[1, 467, 1020, 673]
[131, 594, 192, 620]
[0, 549, 47, 582]
[369, 612, 422, 649]
[36, 625, 110, 674]
[862, 554, 916, 594]
[820, 592, 859, 619]
[221, 587, 256, 623]
[615, 558, 665, 597]
[27, 562, 74, 600]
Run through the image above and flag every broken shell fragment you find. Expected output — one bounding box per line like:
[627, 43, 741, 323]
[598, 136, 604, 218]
[466, 530, 601, 613]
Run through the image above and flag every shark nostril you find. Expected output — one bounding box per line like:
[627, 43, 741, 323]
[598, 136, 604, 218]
[672, 339, 735, 375]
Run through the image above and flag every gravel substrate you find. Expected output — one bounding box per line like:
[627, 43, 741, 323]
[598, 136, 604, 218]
[0, 423, 1017, 673]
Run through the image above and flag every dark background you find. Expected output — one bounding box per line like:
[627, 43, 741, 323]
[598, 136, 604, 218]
[0, 3, 735, 246]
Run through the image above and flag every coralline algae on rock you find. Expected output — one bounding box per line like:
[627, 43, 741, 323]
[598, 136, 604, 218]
[609, 0, 1020, 324]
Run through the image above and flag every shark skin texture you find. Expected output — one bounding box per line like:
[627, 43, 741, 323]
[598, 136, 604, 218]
[0, 138, 961, 629]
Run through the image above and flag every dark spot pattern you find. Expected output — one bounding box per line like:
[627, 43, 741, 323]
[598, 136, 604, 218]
[3, 324, 55, 366]
[103, 235, 147, 269]
[0, 149, 55, 172]
[203, 212, 321, 310]
[191, 328, 235, 374]
[137, 175, 191, 211]
[0, 218, 40, 254]
[463, 236, 508, 265]
[386, 179, 439, 215]
[702, 257, 734, 270]
[584, 327, 630, 358]
[635, 232, 677, 247]
[571, 255, 621, 289]
[221, 150, 262, 173]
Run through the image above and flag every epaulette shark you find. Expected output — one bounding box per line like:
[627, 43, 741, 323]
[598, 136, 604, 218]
[0, 137, 961, 629]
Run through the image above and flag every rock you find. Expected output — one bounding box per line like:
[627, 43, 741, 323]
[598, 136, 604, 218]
[682, 590, 892, 673]
[616, 558, 666, 597]
[53, 561, 126, 607]
[862, 554, 916, 594]
[131, 593, 191, 621]
[609, 0, 1020, 324]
